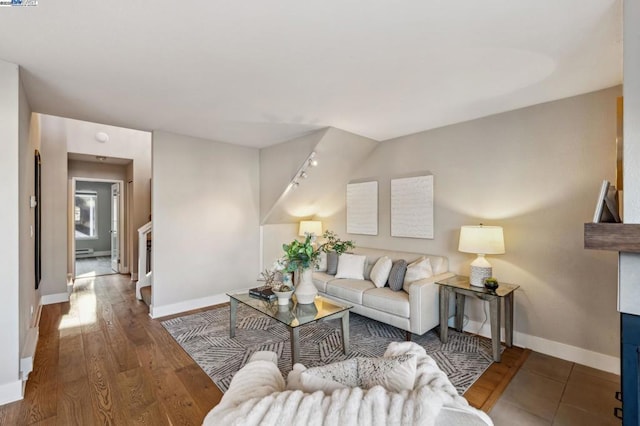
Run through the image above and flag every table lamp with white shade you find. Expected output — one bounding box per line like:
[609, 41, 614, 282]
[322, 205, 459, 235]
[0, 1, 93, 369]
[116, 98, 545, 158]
[458, 225, 505, 287]
[298, 220, 322, 237]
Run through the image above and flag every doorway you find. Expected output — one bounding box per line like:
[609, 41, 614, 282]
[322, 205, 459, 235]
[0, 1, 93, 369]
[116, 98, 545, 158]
[73, 178, 124, 278]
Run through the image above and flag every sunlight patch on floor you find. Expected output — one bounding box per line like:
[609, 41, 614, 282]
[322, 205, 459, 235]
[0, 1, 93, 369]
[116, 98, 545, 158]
[59, 278, 98, 330]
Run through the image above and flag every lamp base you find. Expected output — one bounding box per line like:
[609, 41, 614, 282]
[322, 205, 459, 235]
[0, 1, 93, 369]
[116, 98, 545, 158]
[470, 265, 491, 287]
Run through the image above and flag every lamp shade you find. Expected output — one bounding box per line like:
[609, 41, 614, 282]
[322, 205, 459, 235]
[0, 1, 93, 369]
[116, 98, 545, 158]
[458, 225, 505, 255]
[298, 220, 322, 236]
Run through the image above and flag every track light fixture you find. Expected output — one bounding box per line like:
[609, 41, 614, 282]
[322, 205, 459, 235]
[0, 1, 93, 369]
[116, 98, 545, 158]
[286, 151, 318, 192]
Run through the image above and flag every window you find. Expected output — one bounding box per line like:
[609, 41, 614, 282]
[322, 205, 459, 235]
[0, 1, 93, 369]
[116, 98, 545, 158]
[75, 191, 98, 239]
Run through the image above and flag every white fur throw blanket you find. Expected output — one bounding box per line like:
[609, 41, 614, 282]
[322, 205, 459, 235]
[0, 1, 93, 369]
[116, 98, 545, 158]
[203, 342, 493, 426]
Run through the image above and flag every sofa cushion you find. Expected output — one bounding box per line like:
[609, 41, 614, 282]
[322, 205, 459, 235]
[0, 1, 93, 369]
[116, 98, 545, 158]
[370, 256, 392, 288]
[387, 259, 408, 291]
[335, 253, 366, 280]
[403, 257, 433, 293]
[326, 279, 375, 305]
[362, 287, 410, 317]
[312, 271, 336, 293]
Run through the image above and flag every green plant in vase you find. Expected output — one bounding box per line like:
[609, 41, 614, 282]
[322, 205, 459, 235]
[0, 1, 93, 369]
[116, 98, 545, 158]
[319, 230, 355, 255]
[318, 230, 356, 275]
[281, 234, 322, 304]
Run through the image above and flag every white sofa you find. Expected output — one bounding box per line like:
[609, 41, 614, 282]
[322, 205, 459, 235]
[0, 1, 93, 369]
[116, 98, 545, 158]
[203, 342, 493, 425]
[313, 247, 454, 337]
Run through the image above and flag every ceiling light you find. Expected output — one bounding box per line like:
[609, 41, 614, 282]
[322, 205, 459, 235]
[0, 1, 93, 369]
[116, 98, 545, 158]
[308, 158, 318, 167]
[299, 171, 308, 179]
[96, 156, 107, 161]
[95, 132, 109, 143]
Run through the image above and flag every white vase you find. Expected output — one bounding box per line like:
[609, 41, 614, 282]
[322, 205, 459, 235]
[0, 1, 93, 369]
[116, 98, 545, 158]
[295, 268, 317, 304]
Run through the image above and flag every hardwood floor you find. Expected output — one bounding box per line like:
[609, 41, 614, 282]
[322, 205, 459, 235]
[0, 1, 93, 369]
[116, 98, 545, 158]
[0, 274, 223, 425]
[464, 345, 530, 411]
[0, 273, 524, 425]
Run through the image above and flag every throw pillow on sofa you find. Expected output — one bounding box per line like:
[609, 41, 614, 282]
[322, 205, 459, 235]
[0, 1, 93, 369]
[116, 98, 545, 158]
[326, 251, 339, 275]
[370, 256, 392, 288]
[403, 257, 433, 292]
[387, 259, 408, 291]
[335, 253, 367, 280]
[316, 251, 327, 272]
[293, 354, 417, 394]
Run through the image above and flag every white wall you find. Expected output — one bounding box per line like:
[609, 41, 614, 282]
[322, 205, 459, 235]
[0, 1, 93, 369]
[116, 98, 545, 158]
[0, 59, 23, 403]
[40, 116, 73, 300]
[275, 87, 620, 370]
[619, 0, 640, 316]
[151, 131, 260, 317]
[18, 80, 40, 377]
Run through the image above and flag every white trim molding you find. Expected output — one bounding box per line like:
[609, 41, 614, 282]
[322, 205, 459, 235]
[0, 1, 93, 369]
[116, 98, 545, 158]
[0, 380, 23, 405]
[462, 319, 620, 375]
[150, 292, 230, 319]
[41, 292, 70, 305]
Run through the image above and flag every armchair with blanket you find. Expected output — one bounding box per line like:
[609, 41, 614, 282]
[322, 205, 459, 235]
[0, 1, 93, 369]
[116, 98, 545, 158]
[203, 341, 493, 425]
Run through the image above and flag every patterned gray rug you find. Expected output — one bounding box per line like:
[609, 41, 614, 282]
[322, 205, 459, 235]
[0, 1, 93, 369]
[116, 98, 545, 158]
[161, 304, 497, 395]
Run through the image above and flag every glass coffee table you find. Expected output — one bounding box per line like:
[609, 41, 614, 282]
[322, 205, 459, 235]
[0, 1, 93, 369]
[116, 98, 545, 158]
[227, 293, 352, 366]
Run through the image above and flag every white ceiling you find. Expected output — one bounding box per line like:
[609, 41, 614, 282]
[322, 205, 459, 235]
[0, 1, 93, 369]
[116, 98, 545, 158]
[0, 0, 622, 148]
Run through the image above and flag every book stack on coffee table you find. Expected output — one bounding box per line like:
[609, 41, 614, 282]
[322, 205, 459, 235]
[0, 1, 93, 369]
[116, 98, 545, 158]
[249, 286, 276, 301]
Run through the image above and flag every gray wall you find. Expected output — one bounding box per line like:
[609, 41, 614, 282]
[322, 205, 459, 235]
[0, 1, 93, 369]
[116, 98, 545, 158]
[259, 87, 622, 369]
[68, 160, 128, 268]
[75, 181, 113, 253]
[319, 87, 621, 360]
[151, 131, 260, 316]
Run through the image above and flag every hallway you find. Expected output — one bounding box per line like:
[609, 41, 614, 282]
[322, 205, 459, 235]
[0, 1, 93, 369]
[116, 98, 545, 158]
[0, 275, 221, 425]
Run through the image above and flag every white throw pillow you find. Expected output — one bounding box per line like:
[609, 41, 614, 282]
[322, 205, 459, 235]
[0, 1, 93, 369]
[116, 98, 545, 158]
[403, 257, 433, 293]
[335, 253, 366, 280]
[358, 354, 417, 392]
[369, 256, 393, 288]
[297, 355, 416, 394]
[299, 358, 358, 393]
[315, 251, 327, 272]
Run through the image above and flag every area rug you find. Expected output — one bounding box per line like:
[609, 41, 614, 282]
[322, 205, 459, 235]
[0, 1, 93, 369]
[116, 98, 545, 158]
[161, 304, 498, 394]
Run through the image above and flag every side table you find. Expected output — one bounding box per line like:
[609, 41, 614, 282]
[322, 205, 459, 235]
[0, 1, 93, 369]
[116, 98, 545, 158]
[435, 275, 519, 362]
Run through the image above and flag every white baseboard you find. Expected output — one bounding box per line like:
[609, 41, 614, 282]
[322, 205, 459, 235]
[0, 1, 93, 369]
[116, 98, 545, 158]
[0, 380, 23, 405]
[150, 292, 230, 319]
[94, 250, 110, 257]
[41, 292, 70, 305]
[131, 272, 138, 281]
[460, 318, 620, 375]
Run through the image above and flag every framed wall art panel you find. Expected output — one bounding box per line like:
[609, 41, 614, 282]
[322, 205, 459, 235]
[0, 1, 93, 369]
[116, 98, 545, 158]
[391, 175, 434, 239]
[346, 181, 378, 235]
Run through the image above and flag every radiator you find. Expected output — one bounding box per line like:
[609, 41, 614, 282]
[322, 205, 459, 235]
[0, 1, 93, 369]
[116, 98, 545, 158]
[75, 248, 94, 258]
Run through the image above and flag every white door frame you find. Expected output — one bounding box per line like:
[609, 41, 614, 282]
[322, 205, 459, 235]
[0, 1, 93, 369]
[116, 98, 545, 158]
[70, 177, 125, 277]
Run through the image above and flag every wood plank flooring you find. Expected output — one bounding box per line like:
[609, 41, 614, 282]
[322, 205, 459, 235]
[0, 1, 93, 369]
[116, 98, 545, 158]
[0, 274, 222, 425]
[0, 273, 524, 425]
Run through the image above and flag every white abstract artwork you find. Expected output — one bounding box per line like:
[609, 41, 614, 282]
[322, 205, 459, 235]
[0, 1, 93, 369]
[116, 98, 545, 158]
[391, 175, 434, 239]
[346, 181, 378, 235]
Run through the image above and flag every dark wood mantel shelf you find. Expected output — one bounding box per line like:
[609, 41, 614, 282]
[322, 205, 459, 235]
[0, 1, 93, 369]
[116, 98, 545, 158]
[584, 223, 640, 252]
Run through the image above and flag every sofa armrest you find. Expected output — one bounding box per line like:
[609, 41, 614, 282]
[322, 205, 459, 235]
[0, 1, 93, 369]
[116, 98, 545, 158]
[408, 272, 455, 335]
